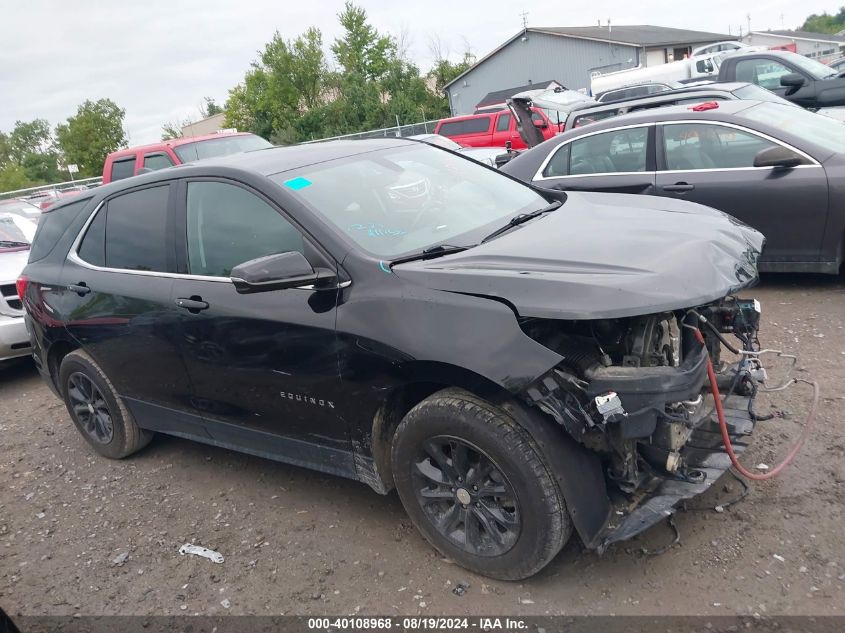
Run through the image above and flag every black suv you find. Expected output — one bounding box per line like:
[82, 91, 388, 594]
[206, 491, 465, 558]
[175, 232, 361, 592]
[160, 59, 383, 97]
[21, 139, 766, 579]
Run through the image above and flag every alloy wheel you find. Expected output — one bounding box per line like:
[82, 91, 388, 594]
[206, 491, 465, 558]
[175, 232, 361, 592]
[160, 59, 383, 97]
[412, 436, 520, 557]
[67, 372, 114, 444]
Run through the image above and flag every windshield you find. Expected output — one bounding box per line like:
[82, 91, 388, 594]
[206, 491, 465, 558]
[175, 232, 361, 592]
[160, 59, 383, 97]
[0, 213, 37, 248]
[787, 53, 837, 79]
[739, 101, 845, 155]
[733, 84, 798, 106]
[174, 134, 272, 162]
[0, 200, 41, 219]
[271, 144, 548, 258]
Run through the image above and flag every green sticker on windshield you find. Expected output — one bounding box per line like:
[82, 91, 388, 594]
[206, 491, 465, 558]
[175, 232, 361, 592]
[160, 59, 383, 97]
[284, 177, 312, 190]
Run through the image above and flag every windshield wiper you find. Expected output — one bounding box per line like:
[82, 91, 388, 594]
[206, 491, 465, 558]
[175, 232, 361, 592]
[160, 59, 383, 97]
[0, 240, 30, 248]
[481, 200, 563, 244]
[389, 244, 472, 266]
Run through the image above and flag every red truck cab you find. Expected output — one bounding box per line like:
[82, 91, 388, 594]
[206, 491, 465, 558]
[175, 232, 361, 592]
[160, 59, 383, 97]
[101, 132, 272, 184]
[434, 108, 561, 149]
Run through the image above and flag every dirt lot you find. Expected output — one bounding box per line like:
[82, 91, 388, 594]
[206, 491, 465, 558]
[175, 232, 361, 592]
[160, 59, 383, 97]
[1, 274, 843, 618]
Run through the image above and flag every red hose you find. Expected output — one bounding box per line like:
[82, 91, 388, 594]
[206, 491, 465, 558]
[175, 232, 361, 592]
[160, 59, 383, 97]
[693, 328, 819, 481]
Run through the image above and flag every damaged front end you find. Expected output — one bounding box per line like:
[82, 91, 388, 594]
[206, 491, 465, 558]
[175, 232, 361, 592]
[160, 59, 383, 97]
[521, 297, 766, 551]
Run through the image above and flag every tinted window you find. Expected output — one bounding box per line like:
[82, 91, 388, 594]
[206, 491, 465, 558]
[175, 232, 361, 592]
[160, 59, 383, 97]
[662, 123, 801, 170]
[732, 84, 797, 106]
[735, 59, 792, 90]
[28, 198, 89, 262]
[543, 127, 648, 177]
[186, 182, 304, 277]
[143, 153, 174, 171]
[495, 114, 512, 131]
[572, 109, 621, 128]
[105, 186, 172, 272]
[437, 117, 492, 136]
[110, 158, 136, 181]
[77, 206, 106, 267]
[173, 134, 272, 162]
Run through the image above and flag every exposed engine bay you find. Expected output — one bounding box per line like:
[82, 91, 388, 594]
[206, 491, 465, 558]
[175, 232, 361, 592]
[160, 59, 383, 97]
[519, 296, 778, 548]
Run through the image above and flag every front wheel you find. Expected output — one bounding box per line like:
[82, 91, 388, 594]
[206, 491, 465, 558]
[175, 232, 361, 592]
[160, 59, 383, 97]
[391, 389, 572, 580]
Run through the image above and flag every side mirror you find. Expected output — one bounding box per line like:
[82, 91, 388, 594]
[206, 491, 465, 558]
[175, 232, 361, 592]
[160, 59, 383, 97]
[780, 73, 805, 88]
[753, 145, 803, 169]
[533, 119, 548, 129]
[494, 152, 515, 168]
[230, 251, 336, 293]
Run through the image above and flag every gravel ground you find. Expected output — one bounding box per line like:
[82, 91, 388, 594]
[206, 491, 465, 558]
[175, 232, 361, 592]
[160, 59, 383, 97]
[1, 274, 843, 618]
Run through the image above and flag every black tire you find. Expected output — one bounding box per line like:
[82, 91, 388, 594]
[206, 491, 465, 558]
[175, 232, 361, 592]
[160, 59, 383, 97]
[58, 350, 153, 459]
[391, 388, 572, 580]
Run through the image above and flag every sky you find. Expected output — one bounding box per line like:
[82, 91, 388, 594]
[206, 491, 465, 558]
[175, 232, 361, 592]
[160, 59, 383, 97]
[0, 0, 841, 145]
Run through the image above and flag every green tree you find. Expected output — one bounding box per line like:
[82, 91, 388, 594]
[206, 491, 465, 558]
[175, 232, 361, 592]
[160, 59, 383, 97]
[799, 7, 845, 33]
[161, 121, 184, 140]
[55, 99, 127, 177]
[331, 2, 395, 81]
[3, 119, 62, 185]
[202, 97, 223, 117]
[0, 163, 30, 191]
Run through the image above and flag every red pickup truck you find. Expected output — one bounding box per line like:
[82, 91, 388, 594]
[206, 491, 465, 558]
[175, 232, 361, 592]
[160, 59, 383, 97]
[433, 108, 561, 149]
[101, 132, 271, 184]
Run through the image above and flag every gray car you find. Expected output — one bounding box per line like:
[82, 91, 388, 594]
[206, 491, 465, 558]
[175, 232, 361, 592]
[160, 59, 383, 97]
[0, 213, 36, 361]
[501, 99, 845, 273]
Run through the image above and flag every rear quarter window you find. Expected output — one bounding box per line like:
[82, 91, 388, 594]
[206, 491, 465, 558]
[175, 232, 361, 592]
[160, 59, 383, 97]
[438, 117, 492, 136]
[28, 198, 90, 262]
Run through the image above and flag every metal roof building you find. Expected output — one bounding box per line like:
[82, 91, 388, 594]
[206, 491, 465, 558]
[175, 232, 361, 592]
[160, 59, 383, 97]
[745, 30, 845, 63]
[443, 25, 734, 115]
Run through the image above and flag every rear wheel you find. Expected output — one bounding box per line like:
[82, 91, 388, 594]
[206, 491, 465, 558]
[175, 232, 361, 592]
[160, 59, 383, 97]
[391, 388, 571, 580]
[59, 350, 152, 459]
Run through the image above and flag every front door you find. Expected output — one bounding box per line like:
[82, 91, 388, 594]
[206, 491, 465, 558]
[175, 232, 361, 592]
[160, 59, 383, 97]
[62, 183, 199, 428]
[655, 121, 829, 265]
[532, 124, 656, 195]
[169, 179, 351, 474]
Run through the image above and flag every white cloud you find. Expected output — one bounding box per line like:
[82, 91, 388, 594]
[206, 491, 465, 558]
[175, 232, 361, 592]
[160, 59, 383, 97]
[1, 0, 838, 144]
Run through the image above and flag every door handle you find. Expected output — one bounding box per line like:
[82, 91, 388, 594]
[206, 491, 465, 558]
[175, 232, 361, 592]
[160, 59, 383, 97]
[662, 183, 695, 192]
[67, 282, 91, 296]
[175, 297, 209, 312]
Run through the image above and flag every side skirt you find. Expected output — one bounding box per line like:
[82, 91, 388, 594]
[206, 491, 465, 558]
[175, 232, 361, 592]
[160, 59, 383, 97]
[123, 397, 359, 481]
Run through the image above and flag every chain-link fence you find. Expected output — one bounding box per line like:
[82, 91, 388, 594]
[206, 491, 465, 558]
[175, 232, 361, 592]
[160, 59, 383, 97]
[302, 119, 443, 143]
[0, 176, 102, 201]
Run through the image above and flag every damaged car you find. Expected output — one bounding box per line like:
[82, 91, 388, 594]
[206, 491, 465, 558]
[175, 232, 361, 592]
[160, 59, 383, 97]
[21, 139, 769, 579]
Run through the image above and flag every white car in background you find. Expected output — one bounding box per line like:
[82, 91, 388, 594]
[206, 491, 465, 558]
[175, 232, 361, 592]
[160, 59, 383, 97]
[0, 213, 36, 362]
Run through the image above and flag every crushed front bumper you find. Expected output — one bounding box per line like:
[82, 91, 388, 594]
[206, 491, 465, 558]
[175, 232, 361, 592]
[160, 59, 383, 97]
[597, 394, 755, 552]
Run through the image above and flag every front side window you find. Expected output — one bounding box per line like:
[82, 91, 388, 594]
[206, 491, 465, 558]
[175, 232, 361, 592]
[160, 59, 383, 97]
[110, 157, 136, 181]
[272, 144, 547, 259]
[735, 59, 792, 90]
[662, 123, 804, 170]
[186, 181, 304, 277]
[104, 185, 172, 272]
[143, 153, 175, 171]
[543, 127, 649, 177]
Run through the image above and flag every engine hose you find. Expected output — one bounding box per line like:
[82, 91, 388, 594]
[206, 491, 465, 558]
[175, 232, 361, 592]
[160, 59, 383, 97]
[692, 327, 819, 481]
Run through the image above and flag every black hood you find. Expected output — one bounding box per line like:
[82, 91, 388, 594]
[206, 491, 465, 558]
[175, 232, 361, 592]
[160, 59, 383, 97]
[393, 192, 764, 320]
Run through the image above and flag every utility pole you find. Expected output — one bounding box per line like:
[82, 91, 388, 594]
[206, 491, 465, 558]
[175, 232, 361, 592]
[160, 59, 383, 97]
[747, 13, 752, 37]
[520, 10, 528, 30]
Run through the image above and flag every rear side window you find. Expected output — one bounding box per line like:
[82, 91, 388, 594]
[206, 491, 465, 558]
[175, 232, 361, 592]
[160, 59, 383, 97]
[495, 114, 512, 131]
[143, 153, 174, 171]
[104, 186, 172, 272]
[28, 198, 89, 262]
[542, 127, 649, 177]
[438, 117, 491, 136]
[110, 157, 136, 181]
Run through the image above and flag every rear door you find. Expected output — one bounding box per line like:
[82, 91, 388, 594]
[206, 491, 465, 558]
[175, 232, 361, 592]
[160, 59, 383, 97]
[655, 120, 828, 264]
[491, 112, 524, 148]
[62, 183, 200, 430]
[532, 124, 657, 194]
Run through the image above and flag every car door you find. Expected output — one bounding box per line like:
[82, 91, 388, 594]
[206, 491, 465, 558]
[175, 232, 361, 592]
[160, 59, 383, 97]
[62, 183, 200, 429]
[169, 178, 352, 473]
[492, 112, 524, 148]
[532, 124, 657, 194]
[655, 121, 828, 264]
